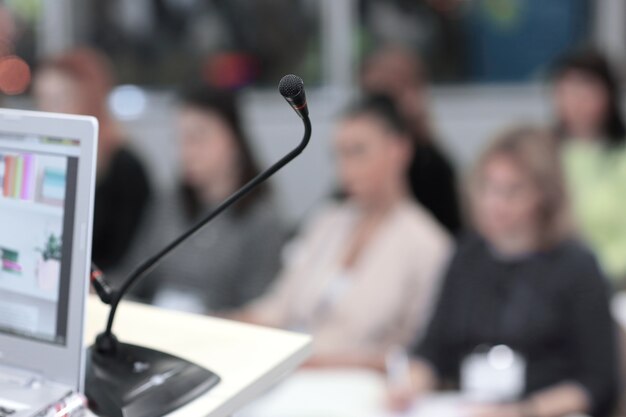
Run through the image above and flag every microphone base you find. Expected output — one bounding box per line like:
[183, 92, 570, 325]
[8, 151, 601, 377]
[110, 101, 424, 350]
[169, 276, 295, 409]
[86, 342, 220, 417]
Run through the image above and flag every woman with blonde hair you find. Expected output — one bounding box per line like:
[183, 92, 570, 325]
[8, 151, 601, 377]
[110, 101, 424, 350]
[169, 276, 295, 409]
[390, 126, 618, 417]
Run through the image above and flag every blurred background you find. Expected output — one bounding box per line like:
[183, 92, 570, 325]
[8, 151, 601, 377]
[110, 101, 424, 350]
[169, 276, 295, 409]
[2, 0, 620, 222]
[2, 1, 626, 416]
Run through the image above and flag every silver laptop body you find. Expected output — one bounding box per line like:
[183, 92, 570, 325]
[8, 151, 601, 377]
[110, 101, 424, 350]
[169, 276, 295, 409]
[0, 109, 97, 416]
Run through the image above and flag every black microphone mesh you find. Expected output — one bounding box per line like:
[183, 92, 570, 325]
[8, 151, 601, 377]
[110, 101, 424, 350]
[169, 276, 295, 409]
[279, 74, 304, 98]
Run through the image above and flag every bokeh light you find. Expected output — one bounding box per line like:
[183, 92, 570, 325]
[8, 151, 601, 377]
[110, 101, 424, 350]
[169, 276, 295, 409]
[108, 84, 148, 120]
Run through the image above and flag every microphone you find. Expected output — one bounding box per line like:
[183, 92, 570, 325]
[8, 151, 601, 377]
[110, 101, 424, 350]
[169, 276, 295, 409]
[279, 74, 308, 118]
[85, 75, 312, 417]
[90, 263, 113, 305]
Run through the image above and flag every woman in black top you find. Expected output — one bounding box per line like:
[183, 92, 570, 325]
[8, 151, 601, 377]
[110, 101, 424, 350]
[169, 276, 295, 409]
[408, 142, 460, 234]
[33, 48, 152, 270]
[390, 127, 619, 417]
[360, 46, 462, 234]
[91, 148, 151, 269]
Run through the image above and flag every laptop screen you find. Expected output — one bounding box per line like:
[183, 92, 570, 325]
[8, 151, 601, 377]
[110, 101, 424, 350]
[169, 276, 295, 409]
[0, 133, 80, 346]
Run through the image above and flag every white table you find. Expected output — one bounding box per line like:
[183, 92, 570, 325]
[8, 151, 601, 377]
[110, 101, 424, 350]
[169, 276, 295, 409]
[84, 296, 312, 417]
[238, 369, 590, 417]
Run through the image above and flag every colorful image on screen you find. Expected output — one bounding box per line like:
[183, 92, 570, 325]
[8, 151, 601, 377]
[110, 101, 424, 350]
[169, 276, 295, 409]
[0, 146, 73, 344]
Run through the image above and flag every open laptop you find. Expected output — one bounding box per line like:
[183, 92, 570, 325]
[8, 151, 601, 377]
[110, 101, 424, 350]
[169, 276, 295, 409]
[0, 109, 97, 416]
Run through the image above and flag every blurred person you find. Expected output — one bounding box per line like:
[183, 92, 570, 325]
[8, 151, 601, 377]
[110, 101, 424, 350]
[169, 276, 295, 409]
[234, 96, 451, 367]
[0, 5, 30, 96]
[553, 49, 626, 287]
[0, 4, 16, 57]
[133, 87, 286, 313]
[33, 48, 152, 271]
[0, 3, 10, 103]
[361, 45, 462, 234]
[359, 0, 466, 81]
[389, 127, 619, 417]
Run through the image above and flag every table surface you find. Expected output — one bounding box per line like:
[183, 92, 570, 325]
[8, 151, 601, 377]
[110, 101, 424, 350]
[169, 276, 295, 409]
[84, 296, 312, 417]
[238, 369, 589, 417]
[238, 292, 626, 417]
[83, 293, 626, 417]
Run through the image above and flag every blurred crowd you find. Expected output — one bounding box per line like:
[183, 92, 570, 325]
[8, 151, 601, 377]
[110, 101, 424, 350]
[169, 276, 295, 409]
[2, 5, 626, 415]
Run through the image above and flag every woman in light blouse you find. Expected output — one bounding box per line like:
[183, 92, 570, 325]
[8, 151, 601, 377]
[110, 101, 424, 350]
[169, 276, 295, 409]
[235, 95, 451, 368]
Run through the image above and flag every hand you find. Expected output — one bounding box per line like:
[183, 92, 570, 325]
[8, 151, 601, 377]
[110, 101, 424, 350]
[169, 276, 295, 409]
[301, 355, 334, 369]
[464, 403, 524, 417]
[302, 353, 386, 370]
[386, 383, 415, 412]
[301, 354, 362, 369]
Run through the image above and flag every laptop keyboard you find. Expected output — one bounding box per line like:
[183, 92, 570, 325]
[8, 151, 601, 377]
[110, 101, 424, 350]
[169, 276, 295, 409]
[0, 406, 15, 417]
[0, 400, 25, 417]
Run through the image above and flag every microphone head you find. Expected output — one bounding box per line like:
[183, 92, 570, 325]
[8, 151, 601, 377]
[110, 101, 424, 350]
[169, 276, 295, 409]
[279, 74, 304, 99]
[279, 74, 308, 118]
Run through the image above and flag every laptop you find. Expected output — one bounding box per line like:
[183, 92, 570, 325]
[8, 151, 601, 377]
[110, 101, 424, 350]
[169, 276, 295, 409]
[0, 109, 97, 416]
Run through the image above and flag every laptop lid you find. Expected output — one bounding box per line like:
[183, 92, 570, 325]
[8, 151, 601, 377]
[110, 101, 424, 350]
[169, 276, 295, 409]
[0, 109, 97, 392]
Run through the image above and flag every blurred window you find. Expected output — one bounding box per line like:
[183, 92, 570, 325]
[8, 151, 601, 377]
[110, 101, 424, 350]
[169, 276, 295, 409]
[74, 0, 322, 88]
[0, 0, 40, 96]
[0, 0, 602, 92]
[2, 0, 40, 64]
[357, 0, 591, 83]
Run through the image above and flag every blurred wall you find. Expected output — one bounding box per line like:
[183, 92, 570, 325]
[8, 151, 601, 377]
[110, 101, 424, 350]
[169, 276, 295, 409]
[120, 85, 550, 226]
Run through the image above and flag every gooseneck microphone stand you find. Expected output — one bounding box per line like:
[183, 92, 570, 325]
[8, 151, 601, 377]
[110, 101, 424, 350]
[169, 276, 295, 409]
[86, 75, 312, 417]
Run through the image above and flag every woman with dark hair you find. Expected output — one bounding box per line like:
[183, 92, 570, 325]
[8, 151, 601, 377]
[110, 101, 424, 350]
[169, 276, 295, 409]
[554, 50, 626, 145]
[360, 45, 462, 235]
[234, 95, 451, 367]
[176, 87, 268, 219]
[553, 49, 626, 286]
[135, 87, 286, 314]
